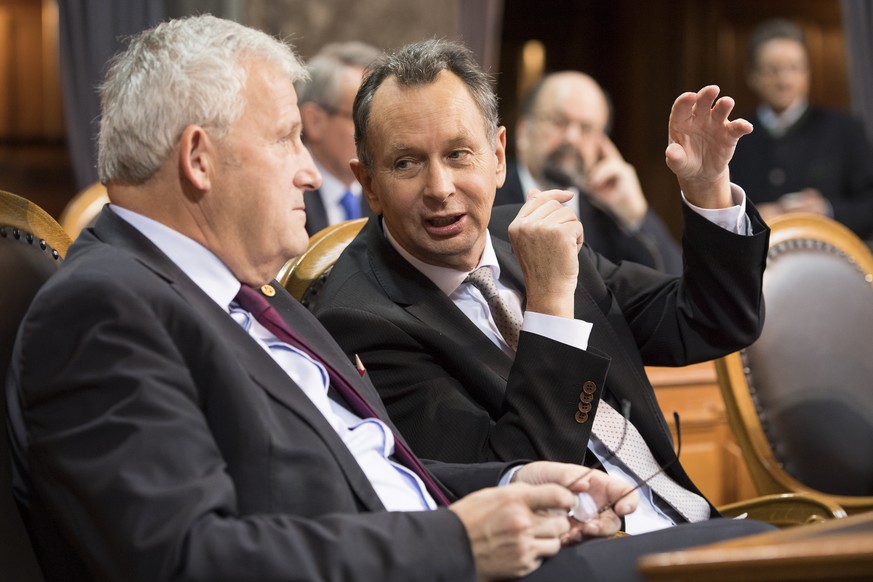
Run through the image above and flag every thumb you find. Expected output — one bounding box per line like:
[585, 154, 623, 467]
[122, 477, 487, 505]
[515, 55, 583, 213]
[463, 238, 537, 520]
[664, 142, 686, 174]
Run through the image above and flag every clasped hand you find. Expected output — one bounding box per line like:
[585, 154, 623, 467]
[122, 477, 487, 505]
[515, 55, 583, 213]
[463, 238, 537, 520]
[508, 189, 583, 320]
[450, 461, 639, 582]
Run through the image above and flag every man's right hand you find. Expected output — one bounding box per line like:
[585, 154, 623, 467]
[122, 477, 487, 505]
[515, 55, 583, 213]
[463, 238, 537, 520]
[449, 482, 576, 581]
[507, 189, 583, 319]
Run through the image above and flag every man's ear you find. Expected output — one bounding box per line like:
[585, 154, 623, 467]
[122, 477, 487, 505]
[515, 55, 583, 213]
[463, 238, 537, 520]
[179, 125, 212, 192]
[351, 159, 381, 215]
[495, 125, 507, 189]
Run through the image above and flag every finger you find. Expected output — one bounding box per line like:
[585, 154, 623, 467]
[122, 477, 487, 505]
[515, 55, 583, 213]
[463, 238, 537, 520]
[690, 85, 721, 117]
[528, 536, 563, 560]
[710, 94, 736, 122]
[522, 483, 578, 513]
[530, 511, 572, 539]
[521, 198, 579, 227]
[670, 90, 698, 122]
[563, 466, 598, 491]
[726, 117, 754, 139]
[586, 158, 622, 191]
[595, 133, 623, 161]
[612, 492, 639, 517]
[526, 188, 573, 205]
[664, 141, 686, 171]
[583, 510, 622, 537]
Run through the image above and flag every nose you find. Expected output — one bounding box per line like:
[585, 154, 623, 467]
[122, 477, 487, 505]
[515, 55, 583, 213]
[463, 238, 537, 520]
[423, 161, 454, 203]
[295, 146, 322, 191]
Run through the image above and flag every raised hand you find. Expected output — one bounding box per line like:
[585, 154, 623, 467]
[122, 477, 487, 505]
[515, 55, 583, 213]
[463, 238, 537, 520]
[665, 85, 753, 208]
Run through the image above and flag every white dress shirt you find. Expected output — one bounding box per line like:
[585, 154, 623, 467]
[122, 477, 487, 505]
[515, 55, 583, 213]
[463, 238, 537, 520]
[384, 188, 751, 533]
[110, 205, 436, 512]
[757, 99, 808, 137]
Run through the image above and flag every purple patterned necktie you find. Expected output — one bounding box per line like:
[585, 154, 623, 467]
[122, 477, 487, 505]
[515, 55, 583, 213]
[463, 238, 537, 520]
[234, 283, 451, 507]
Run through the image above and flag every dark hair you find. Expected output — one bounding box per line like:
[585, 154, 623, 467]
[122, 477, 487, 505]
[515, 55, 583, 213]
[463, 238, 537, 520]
[353, 39, 499, 169]
[748, 18, 807, 70]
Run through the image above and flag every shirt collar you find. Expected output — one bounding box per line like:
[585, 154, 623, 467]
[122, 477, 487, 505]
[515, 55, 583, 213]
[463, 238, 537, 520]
[110, 205, 241, 311]
[313, 159, 361, 207]
[382, 219, 500, 296]
[757, 99, 808, 134]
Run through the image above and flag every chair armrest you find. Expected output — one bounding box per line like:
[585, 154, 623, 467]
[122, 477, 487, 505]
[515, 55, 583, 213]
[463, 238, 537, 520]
[718, 492, 847, 528]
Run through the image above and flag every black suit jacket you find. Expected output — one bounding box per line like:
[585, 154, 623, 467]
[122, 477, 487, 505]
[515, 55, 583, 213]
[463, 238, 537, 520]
[304, 188, 372, 237]
[729, 106, 873, 238]
[6, 207, 509, 581]
[495, 161, 683, 274]
[313, 203, 770, 514]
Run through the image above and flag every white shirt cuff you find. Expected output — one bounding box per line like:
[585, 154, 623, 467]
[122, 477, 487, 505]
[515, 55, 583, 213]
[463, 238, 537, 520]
[682, 183, 752, 235]
[499, 465, 524, 486]
[521, 312, 592, 351]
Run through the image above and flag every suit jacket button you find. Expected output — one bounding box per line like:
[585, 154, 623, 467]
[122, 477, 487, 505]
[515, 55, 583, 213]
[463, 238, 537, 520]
[583, 380, 596, 394]
[575, 410, 589, 424]
[580, 392, 594, 404]
[578, 402, 592, 413]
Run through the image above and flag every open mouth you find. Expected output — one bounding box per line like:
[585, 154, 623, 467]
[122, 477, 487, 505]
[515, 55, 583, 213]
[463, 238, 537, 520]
[423, 213, 466, 236]
[426, 214, 463, 227]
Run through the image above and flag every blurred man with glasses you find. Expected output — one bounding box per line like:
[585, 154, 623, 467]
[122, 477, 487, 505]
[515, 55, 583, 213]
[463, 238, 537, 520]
[495, 71, 682, 273]
[730, 18, 873, 240]
[297, 41, 382, 235]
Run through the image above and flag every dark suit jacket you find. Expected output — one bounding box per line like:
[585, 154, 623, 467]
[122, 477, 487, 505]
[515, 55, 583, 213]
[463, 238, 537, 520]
[495, 161, 684, 274]
[313, 203, 770, 515]
[304, 188, 372, 237]
[6, 207, 505, 581]
[729, 106, 873, 239]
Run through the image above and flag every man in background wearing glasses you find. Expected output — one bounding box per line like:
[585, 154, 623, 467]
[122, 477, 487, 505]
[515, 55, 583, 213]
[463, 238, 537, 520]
[495, 71, 683, 274]
[297, 41, 382, 236]
[730, 18, 873, 240]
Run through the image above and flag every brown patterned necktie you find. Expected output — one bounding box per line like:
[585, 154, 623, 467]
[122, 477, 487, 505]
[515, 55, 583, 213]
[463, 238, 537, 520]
[592, 401, 710, 522]
[465, 266, 522, 351]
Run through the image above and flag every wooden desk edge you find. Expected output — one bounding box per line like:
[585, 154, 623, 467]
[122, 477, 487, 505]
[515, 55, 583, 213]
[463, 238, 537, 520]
[638, 512, 873, 581]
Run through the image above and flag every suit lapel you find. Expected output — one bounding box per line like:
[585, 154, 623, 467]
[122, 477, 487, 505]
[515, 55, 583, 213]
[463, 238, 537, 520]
[89, 208, 386, 511]
[365, 218, 513, 381]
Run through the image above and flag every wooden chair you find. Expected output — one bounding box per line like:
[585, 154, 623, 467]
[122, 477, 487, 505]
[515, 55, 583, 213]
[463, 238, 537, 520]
[59, 181, 108, 240]
[278, 218, 367, 305]
[717, 213, 873, 515]
[1, 190, 71, 581]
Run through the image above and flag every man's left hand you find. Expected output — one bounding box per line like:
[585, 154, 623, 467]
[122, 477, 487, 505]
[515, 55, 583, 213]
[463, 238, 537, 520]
[665, 85, 752, 209]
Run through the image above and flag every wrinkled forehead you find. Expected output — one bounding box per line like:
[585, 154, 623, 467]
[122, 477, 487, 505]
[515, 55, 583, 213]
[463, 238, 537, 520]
[370, 72, 487, 131]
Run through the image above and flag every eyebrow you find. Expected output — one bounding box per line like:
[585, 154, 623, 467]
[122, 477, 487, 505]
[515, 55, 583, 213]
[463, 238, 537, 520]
[387, 133, 474, 154]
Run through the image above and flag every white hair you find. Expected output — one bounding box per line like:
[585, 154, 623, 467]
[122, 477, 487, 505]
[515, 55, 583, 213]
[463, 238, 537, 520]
[97, 14, 307, 184]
